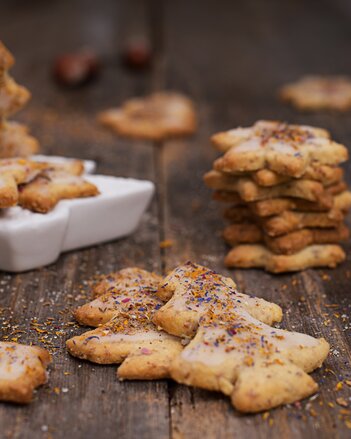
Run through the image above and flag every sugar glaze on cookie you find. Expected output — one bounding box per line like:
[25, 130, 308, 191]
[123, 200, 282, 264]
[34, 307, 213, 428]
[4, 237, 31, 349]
[0, 342, 51, 404]
[67, 267, 182, 380]
[153, 262, 329, 412]
[212, 120, 347, 177]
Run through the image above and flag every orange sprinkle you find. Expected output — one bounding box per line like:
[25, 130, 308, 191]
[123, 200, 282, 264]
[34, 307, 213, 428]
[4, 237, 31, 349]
[262, 412, 270, 421]
[244, 356, 254, 366]
[309, 408, 317, 417]
[336, 398, 349, 408]
[335, 382, 343, 391]
[160, 240, 174, 249]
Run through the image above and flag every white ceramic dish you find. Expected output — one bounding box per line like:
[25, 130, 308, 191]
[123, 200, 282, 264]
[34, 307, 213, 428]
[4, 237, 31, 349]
[0, 175, 154, 272]
[31, 154, 97, 174]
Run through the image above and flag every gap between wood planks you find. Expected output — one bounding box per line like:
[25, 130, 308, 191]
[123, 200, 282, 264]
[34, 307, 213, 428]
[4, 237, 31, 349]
[145, 1, 176, 436]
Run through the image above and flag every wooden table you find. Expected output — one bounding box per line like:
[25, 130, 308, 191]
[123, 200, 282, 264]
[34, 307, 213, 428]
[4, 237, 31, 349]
[1, 0, 351, 437]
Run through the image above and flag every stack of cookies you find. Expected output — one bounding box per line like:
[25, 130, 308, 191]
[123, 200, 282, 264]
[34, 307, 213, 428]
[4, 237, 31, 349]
[0, 41, 39, 158]
[204, 120, 351, 273]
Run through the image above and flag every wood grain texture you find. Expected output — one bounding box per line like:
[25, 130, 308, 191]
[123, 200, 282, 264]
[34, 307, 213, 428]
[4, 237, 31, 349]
[162, 0, 351, 438]
[0, 0, 351, 438]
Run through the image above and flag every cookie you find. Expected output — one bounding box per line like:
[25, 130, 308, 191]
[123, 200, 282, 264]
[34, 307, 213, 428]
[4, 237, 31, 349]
[204, 170, 331, 203]
[0, 41, 15, 73]
[216, 187, 351, 218]
[0, 174, 18, 208]
[223, 205, 254, 223]
[45, 160, 84, 177]
[66, 315, 182, 380]
[228, 189, 350, 217]
[334, 191, 351, 212]
[211, 120, 330, 152]
[19, 169, 99, 213]
[0, 75, 31, 118]
[67, 268, 182, 380]
[0, 121, 39, 158]
[252, 165, 343, 187]
[171, 309, 329, 412]
[153, 262, 283, 338]
[91, 267, 160, 297]
[0, 158, 47, 183]
[0, 158, 47, 208]
[225, 244, 345, 272]
[327, 181, 347, 196]
[251, 190, 349, 217]
[0, 342, 51, 404]
[280, 76, 351, 111]
[0, 42, 40, 158]
[0, 41, 30, 117]
[212, 120, 347, 177]
[0, 159, 89, 211]
[223, 223, 262, 244]
[212, 190, 244, 205]
[153, 262, 329, 412]
[249, 197, 329, 216]
[223, 223, 349, 255]
[260, 209, 344, 237]
[74, 267, 162, 326]
[98, 92, 197, 141]
[265, 225, 349, 255]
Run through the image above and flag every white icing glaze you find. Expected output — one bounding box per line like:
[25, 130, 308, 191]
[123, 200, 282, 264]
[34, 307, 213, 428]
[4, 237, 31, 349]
[0, 176, 7, 188]
[222, 120, 336, 156]
[181, 310, 320, 366]
[162, 264, 278, 322]
[0, 343, 40, 380]
[234, 138, 262, 152]
[83, 329, 176, 344]
[268, 140, 297, 154]
[227, 127, 252, 138]
[46, 174, 84, 186]
[32, 155, 96, 175]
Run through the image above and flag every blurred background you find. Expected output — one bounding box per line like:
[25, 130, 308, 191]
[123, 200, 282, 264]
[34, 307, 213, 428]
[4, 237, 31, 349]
[2, 0, 351, 162]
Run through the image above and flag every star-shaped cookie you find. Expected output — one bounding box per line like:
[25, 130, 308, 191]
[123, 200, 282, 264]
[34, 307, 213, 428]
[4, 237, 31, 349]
[212, 120, 347, 177]
[280, 76, 351, 111]
[0, 158, 47, 208]
[153, 262, 329, 412]
[98, 92, 197, 141]
[0, 121, 39, 158]
[225, 244, 345, 273]
[67, 267, 183, 380]
[18, 169, 99, 213]
[0, 342, 51, 403]
[153, 262, 283, 338]
[0, 42, 30, 118]
[204, 170, 333, 203]
[0, 158, 95, 212]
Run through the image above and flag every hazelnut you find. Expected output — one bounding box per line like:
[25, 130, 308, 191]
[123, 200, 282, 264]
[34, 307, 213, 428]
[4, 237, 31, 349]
[121, 42, 152, 71]
[53, 50, 100, 87]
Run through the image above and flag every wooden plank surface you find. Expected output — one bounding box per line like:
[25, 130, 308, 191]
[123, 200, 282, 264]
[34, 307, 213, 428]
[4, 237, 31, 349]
[1, 0, 351, 438]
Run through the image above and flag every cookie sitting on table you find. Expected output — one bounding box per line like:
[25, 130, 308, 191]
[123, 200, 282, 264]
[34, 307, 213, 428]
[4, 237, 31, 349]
[0, 341, 51, 404]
